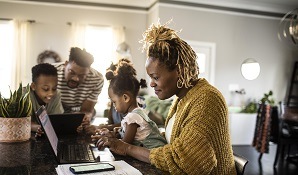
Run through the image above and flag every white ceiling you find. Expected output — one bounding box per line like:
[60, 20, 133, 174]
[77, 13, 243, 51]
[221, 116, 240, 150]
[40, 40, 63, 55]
[65, 0, 298, 13]
[5, 0, 298, 15]
[65, 0, 157, 8]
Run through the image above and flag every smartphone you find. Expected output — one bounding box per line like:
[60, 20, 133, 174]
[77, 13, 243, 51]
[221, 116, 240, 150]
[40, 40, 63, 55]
[69, 163, 115, 174]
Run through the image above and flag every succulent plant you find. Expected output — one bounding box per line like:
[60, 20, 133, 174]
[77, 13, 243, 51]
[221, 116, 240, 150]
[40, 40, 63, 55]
[0, 83, 32, 118]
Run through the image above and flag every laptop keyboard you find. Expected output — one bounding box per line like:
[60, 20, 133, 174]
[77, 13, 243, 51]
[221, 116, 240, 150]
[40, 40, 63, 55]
[65, 144, 95, 161]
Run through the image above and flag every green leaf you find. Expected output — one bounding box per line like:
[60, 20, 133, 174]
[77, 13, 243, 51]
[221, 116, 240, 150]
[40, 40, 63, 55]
[16, 93, 26, 118]
[0, 83, 32, 118]
[8, 101, 19, 117]
[19, 84, 32, 117]
[0, 94, 9, 117]
[16, 82, 23, 102]
[19, 92, 31, 117]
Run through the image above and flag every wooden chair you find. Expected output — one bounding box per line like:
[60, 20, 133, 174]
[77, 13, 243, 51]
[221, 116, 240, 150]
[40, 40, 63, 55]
[234, 153, 249, 175]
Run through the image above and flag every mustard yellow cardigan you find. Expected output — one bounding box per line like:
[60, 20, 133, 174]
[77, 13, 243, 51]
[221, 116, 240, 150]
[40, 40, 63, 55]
[149, 78, 236, 175]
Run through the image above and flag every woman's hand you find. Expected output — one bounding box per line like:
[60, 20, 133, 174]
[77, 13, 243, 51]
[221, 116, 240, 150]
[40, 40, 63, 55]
[91, 128, 115, 142]
[94, 136, 151, 163]
[96, 137, 129, 156]
[91, 134, 109, 150]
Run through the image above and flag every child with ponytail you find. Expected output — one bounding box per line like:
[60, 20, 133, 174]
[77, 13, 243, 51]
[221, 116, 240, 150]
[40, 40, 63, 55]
[91, 59, 166, 149]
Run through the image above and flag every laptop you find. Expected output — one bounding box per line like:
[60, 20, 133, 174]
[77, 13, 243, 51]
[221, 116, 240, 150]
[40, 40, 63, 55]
[35, 105, 96, 164]
[48, 113, 84, 137]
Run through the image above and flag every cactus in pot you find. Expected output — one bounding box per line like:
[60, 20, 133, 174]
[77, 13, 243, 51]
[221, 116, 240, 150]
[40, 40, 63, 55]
[0, 83, 32, 118]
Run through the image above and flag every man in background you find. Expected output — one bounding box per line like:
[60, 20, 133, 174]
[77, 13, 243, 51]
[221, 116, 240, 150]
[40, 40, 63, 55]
[53, 47, 104, 127]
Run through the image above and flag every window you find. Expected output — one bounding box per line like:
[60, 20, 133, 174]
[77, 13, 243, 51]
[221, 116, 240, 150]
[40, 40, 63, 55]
[187, 41, 216, 85]
[84, 25, 116, 115]
[0, 20, 14, 98]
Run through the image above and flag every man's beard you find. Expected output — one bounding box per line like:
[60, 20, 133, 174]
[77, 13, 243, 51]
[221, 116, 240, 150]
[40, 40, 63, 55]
[67, 80, 79, 88]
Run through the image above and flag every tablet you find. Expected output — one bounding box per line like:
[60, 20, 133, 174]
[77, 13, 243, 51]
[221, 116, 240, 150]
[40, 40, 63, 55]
[49, 113, 85, 137]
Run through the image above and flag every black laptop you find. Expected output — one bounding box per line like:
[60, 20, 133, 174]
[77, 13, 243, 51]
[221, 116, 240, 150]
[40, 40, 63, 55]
[49, 113, 84, 137]
[35, 106, 96, 164]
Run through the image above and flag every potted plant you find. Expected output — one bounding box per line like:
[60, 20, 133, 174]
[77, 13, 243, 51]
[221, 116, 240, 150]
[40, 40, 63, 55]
[241, 90, 275, 113]
[0, 83, 32, 142]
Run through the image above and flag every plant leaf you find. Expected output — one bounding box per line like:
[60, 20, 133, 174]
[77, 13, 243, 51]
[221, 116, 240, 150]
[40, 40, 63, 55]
[16, 82, 23, 102]
[0, 94, 9, 117]
[16, 93, 26, 118]
[19, 84, 32, 117]
[1, 83, 32, 118]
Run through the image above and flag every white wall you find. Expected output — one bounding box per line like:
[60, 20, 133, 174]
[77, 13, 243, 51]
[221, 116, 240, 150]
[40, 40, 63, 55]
[155, 4, 298, 105]
[0, 1, 297, 107]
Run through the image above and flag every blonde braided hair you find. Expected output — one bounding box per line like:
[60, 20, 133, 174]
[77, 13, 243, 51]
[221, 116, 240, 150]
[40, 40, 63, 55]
[140, 19, 199, 88]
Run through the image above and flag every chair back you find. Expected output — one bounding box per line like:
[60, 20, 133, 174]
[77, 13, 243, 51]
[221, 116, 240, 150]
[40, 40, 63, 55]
[234, 153, 249, 175]
[278, 101, 298, 137]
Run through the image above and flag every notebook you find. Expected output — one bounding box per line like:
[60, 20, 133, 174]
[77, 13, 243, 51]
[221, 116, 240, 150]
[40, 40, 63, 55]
[48, 113, 85, 137]
[35, 105, 96, 164]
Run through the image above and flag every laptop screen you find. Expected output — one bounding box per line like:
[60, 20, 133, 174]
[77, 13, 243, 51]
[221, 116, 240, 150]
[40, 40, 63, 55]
[38, 109, 59, 156]
[49, 113, 84, 137]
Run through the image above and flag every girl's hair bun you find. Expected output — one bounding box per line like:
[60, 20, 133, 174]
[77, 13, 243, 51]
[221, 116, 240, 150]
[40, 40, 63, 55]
[139, 79, 147, 88]
[117, 58, 136, 77]
[105, 70, 115, 80]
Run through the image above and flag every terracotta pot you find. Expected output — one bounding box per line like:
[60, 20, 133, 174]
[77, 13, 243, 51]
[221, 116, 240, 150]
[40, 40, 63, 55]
[0, 116, 31, 142]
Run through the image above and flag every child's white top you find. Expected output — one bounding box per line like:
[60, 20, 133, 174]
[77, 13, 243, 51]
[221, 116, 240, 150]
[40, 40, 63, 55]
[121, 107, 151, 141]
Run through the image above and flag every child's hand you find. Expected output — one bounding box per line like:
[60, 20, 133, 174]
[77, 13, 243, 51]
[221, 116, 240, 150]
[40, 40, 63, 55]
[95, 128, 115, 138]
[97, 124, 108, 129]
[35, 126, 44, 137]
[95, 128, 109, 134]
[76, 125, 84, 133]
[113, 127, 121, 133]
[32, 124, 44, 137]
[84, 125, 98, 135]
[81, 116, 91, 126]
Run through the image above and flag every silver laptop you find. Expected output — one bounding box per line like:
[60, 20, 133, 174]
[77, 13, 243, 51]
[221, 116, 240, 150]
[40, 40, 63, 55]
[35, 105, 96, 164]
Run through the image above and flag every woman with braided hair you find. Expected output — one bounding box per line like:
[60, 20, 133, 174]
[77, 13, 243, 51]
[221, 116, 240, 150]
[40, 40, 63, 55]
[91, 58, 166, 149]
[94, 21, 236, 175]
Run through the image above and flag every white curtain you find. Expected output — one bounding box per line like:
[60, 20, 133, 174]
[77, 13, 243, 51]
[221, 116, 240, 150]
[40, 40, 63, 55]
[69, 22, 86, 49]
[12, 20, 28, 90]
[113, 26, 125, 45]
[113, 26, 131, 62]
[0, 20, 13, 97]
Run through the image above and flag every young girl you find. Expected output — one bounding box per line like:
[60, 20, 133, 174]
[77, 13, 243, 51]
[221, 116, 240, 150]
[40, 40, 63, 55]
[91, 59, 166, 149]
[30, 63, 64, 136]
